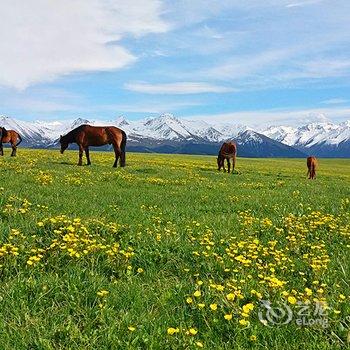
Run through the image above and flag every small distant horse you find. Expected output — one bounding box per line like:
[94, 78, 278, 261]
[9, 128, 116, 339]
[307, 156, 317, 179]
[59, 124, 126, 167]
[0, 127, 22, 156]
[217, 141, 237, 173]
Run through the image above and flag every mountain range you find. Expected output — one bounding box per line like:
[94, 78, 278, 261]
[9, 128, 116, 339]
[0, 114, 349, 157]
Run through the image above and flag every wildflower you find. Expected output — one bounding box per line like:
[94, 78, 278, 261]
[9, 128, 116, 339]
[260, 319, 268, 326]
[128, 326, 136, 332]
[137, 268, 144, 273]
[210, 304, 217, 311]
[242, 303, 254, 313]
[186, 297, 193, 304]
[196, 342, 204, 348]
[239, 319, 250, 326]
[226, 293, 235, 301]
[305, 288, 312, 296]
[193, 290, 201, 297]
[187, 328, 198, 336]
[224, 314, 232, 320]
[250, 335, 257, 341]
[287, 296, 297, 304]
[97, 290, 109, 297]
[167, 327, 180, 335]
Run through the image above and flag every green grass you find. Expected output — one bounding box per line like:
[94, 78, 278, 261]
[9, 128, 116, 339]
[0, 148, 349, 349]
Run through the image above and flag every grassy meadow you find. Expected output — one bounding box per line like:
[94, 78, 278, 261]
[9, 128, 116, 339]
[0, 148, 349, 349]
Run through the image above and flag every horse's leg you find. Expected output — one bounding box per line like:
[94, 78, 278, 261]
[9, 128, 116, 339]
[85, 147, 91, 165]
[217, 157, 222, 171]
[0, 142, 3, 156]
[227, 158, 231, 173]
[11, 143, 16, 157]
[232, 155, 236, 173]
[78, 145, 83, 166]
[112, 143, 121, 168]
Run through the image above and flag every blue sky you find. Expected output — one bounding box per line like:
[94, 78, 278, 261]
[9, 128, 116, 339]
[0, 0, 350, 126]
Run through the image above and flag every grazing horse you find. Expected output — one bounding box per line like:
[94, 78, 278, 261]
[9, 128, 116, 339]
[307, 156, 317, 180]
[59, 124, 126, 167]
[0, 127, 22, 156]
[217, 141, 237, 173]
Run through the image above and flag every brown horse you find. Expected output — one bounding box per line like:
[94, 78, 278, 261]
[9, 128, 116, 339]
[0, 127, 22, 156]
[217, 141, 237, 173]
[307, 156, 317, 179]
[59, 124, 126, 167]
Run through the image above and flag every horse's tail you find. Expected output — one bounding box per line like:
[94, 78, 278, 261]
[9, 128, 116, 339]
[16, 133, 22, 146]
[311, 161, 316, 178]
[120, 130, 127, 167]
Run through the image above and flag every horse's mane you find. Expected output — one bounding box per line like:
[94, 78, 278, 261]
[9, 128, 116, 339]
[0, 127, 7, 137]
[62, 124, 88, 142]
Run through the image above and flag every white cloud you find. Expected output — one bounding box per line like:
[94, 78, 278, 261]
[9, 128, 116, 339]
[124, 81, 235, 94]
[321, 98, 348, 105]
[286, 0, 323, 8]
[207, 49, 297, 80]
[3, 94, 202, 115]
[0, 0, 168, 89]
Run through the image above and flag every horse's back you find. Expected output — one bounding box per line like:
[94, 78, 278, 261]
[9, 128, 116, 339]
[0, 128, 19, 143]
[75, 124, 125, 146]
[307, 156, 317, 168]
[220, 141, 236, 155]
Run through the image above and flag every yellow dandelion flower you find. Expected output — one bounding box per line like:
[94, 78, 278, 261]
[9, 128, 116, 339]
[97, 290, 109, 297]
[210, 304, 217, 311]
[242, 303, 254, 313]
[226, 293, 235, 301]
[193, 290, 201, 297]
[224, 314, 232, 320]
[239, 319, 250, 326]
[287, 296, 297, 304]
[167, 327, 180, 335]
[188, 328, 198, 335]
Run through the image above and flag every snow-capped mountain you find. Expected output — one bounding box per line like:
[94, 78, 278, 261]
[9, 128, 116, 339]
[261, 121, 350, 157]
[0, 114, 349, 157]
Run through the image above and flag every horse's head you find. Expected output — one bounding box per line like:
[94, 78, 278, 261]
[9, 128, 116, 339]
[59, 135, 68, 154]
[217, 155, 224, 168]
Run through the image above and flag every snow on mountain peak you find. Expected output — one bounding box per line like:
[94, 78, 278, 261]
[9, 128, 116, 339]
[71, 118, 90, 129]
[115, 116, 130, 127]
[0, 114, 349, 156]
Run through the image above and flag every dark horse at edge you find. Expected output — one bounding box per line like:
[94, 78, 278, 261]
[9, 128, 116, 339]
[0, 127, 22, 156]
[307, 156, 317, 180]
[217, 141, 237, 173]
[59, 124, 126, 167]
